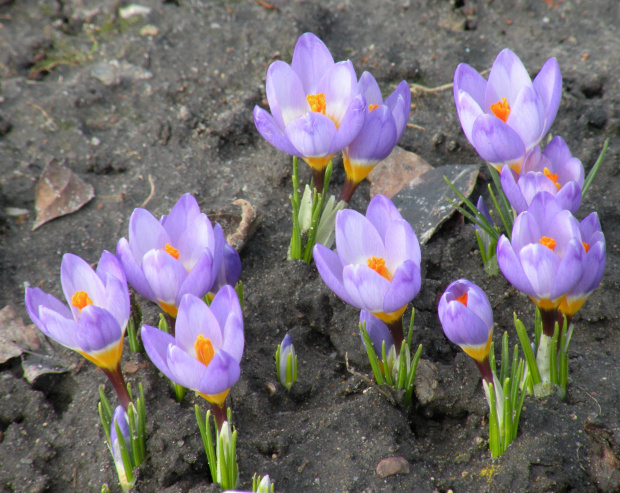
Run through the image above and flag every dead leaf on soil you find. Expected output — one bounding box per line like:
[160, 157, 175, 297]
[367, 146, 433, 199]
[0, 305, 40, 363]
[32, 158, 95, 231]
[391, 163, 480, 244]
[209, 199, 262, 252]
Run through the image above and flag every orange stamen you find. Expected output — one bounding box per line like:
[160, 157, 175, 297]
[367, 256, 392, 281]
[582, 242, 590, 253]
[490, 97, 510, 123]
[539, 236, 556, 251]
[543, 167, 561, 190]
[162, 243, 180, 259]
[71, 291, 93, 312]
[456, 292, 468, 306]
[368, 104, 379, 112]
[195, 335, 215, 367]
[306, 93, 326, 115]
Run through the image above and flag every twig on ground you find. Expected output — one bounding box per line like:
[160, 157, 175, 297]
[140, 175, 156, 208]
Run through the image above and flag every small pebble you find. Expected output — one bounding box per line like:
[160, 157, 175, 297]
[376, 456, 410, 478]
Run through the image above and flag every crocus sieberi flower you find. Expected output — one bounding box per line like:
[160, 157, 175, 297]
[501, 136, 584, 213]
[208, 243, 242, 296]
[116, 193, 225, 325]
[141, 287, 243, 428]
[438, 279, 494, 384]
[25, 251, 132, 409]
[497, 192, 585, 336]
[453, 48, 562, 173]
[558, 212, 605, 322]
[313, 194, 421, 348]
[111, 406, 135, 492]
[253, 32, 366, 192]
[276, 334, 297, 391]
[339, 73, 411, 202]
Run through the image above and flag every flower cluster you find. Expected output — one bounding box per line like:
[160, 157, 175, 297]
[254, 33, 411, 202]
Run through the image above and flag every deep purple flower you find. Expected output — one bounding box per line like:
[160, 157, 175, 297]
[438, 279, 494, 363]
[359, 309, 395, 356]
[209, 243, 242, 295]
[558, 212, 605, 318]
[497, 192, 584, 315]
[313, 195, 421, 347]
[253, 33, 365, 190]
[339, 73, 411, 202]
[25, 251, 132, 408]
[141, 287, 243, 408]
[116, 194, 225, 318]
[501, 136, 584, 213]
[453, 49, 562, 173]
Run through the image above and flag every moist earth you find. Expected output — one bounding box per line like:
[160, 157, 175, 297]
[0, 0, 619, 492]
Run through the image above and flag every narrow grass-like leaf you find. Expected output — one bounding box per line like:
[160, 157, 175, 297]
[360, 322, 384, 385]
[582, 138, 608, 197]
[514, 314, 541, 384]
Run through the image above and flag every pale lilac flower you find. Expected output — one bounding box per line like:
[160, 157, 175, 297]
[116, 194, 225, 318]
[453, 49, 562, 173]
[501, 136, 584, 213]
[359, 309, 394, 356]
[313, 195, 421, 346]
[497, 192, 584, 317]
[340, 73, 411, 202]
[111, 406, 134, 492]
[141, 287, 243, 407]
[253, 33, 365, 190]
[25, 251, 132, 408]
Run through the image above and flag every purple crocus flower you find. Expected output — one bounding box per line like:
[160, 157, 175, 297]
[501, 136, 584, 213]
[339, 73, 411, 202]
[313, 195, 421, 347]
[111, 405, 134, 492]
[453, 48, 562, 173]
[208, 243, 242, 296]
[141, 286, 243, 411]
[116, 193, 225, 319]
[558, 212, 605, 320]
[253, 32, 366, 192]
[25, 251, 132, 409]
[438, 279, 494, 384]
[277, 334, 297, 390]
[359, 309, 395, 356]
[475, 196, 495, 255]
[497, 192, 585, 334]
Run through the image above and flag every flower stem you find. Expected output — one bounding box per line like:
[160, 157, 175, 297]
[338, 179, 358, 203]
[312, 168, 325, 195]
[211, 402, 227, 432]
[539, 307, 558, 337]
[102, 364, 131, 411]
[385, 318, 404, 349]
[168, 315, 176, 338]
[474, 357, 494, 386]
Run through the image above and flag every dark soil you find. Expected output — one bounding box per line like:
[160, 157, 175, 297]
[1, 1, 619, 492]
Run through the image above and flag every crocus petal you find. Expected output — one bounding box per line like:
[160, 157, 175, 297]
[141, 325, 176, 381]
[345, 105, 397, 165]
[505, 85, 545, 151]
[358, 72, 383, 106]
[209, 285, 243, 332]
[76, 305, 123, 354]
[37, 305, 80, 350]
[128, 208, 170, 261]
[365, 195, 405, 241]
[439, 299, 490, 347]
[103, 274, 130, 331]
[382, 260, 421, 313]
[555, 181, 582, 214]
[360, 310, 394, 355]
[497, 235, 536, 296]
[471, 114, 526, 164]
[454, 90, 485, 144]
[221, 312, 244, 363]
[162, 194, 201, 245]
[167, 344, 208, 390]
[176, 213, 213, 271]
[25, 287, 73, 330]
[453, 63, 487, 109]
[174, 294, 222, 355]
[176, 251, 214, 304]
[549, 240, 583, 301]
[335, 210, 385, 266]
[312, 244, 356, 306]
[142, 250, 188, 307]
[343, 264, 390, 313]
[291, 32, 334, 95]
[532, 57, 562, 136]
[383, 219, 421, 272]
[197, 350, 241, 395]
[500, 166, 528, 213]
[328, 94, 367, 153]
[253, 106, 303, 157]
[318, 60, 358, 126]
[285, 112, 336, 158]
[484, 49, 532, 109]
[266, 61, 308, 128]
[518, 243, 560, 301]
[61, 253, 107, 316]
[384, 81, 411, 142]
[116, 238, 157, 302]
[96, 250, 126, 284]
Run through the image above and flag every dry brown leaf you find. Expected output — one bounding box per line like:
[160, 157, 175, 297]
[32, 158, 95, 230]
[0, 305, 40, 363]
[367, 146, 433, 198]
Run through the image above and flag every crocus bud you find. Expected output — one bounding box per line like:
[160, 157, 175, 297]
[253, 474, 275, 493]
[276, 334, 298, 391]
[438, 279, 494, 383]
[111, 406, 135, 493]
[216, 420, 238, 489]
[298, 184, 314, 234]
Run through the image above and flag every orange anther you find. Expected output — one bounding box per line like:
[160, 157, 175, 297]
[490, 97, 511, 123]
[162, 243, 180, 259]
[543, 167, 561, 190]
[456, 292, 468, 306]
[306, 93, 326, 114]
[368, 104, 379, 112]
[71, 291, 93, 311]
[367, 256, 392, 281]
[582, 242, 590, 253]
[195, 335, 215, 367]
[539, 236, 556, 251]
